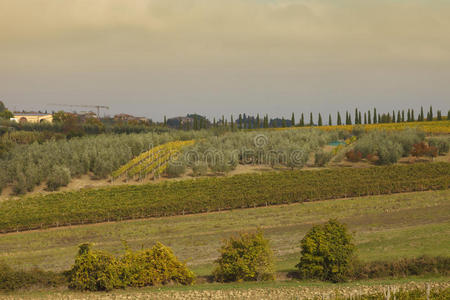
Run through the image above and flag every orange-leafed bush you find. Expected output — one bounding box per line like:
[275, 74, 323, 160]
[345, 150, 363, 162]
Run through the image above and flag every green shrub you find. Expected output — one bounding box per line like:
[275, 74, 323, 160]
[192, 162, 208, 176]
[296, 219, 356, 282]
[353, 255, 450, 279]
[46, 165, 71, 191]
[428, 138, 450, 155]
[68, 243, 122, 291]
[377, 139, 403, 165]
[166, 162, 186, 178]
[214, 230, 274, 282]
[0, 261, 66, 291]
[314, 150, 333, 167]
[120, 242, 195, 287]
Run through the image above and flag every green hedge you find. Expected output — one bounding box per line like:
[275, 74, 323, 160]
[0, 163, 448, 233]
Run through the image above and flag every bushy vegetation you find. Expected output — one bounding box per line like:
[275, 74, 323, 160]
[428, 137, 450, 156]
[214, 230, 274, 282]
[314, 150, 333, 167]
[296, 219, 356, 282]
[68, 243, 194, 291]
[166, 162, 186, 178]
[0, 261, 65, 291]
[0, 131, 209, 195]
[353, 256, 450, 279]
[177, 129, 345, 173]
[352, 129, 426, 164]
[0, 162, 447, 233]
[120, 242, 195, 287]
[46, 165, 71, 191]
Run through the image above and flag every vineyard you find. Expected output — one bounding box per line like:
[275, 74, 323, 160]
[0, 162, 448, 233]
[111, 140, 195, 180]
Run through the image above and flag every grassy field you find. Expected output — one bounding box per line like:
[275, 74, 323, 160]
[0, 189, 449, 277]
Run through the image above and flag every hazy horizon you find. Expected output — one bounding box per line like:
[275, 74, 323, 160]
[1, 0, 449, 121]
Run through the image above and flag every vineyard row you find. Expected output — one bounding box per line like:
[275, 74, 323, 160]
[0, 162, 448, 233]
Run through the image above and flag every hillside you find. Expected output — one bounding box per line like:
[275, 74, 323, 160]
[1, 189, 448, 275]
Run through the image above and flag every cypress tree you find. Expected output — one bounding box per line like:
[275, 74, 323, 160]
[378, 114, 381, 123]
[291, 113, 295, 127]
[337, 112, 342, 125]
[364, 112, 367, 124]
[397, 111, 401, 123]
[373, 108, 377, 124]
[427, 106, 433, 121]
[163, 115, 167, 126]
[411, 109, 415, 122]
[300, 113, 305, 127]
[437, 110, 442, 121]
[392, 111, 395, 123]
[256, 114, 260, 128]
[359, 111, 362, 125]
[309, 112, 313, 126]
[420, 106, 424, 121]
[213, 117, 216, 127]
[238, 114, 242, 129]
[354, 108, 358, 124]
[368, 110, 371, 124]
[447, 110, 450, 121]
[407, 109, 411, 122]
[328, 114, 332, 126]
[318, 113, 323, 126]
[230, 115, 234, 130]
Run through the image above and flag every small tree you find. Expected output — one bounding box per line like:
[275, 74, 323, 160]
[214, 230, 274, 282]
[47, 165, 71, 191]
[296, 219, 356, 282]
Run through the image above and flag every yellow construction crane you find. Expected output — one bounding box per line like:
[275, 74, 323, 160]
[47, 103, 109, 117]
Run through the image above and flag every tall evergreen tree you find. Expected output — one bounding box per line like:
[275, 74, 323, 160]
[392, 111, 395, 123]
[437, 110, 442, 121]
[328, 114, 332, 126]
[447, 110, 450, 121]
[364, 112, 367, 124]
[354, 108, 358, 124]
[420, 106, 424, 121]
[401, 110, 405, 122]
[337, 112, 342, 125]
[411, 109, 415, 122]
[427, 106, 433, 121]
[230, 115, 234, 130]
[163, 115, 167, 126]
[368, 110, 371, 124]
[238, 114, 242, 129]
[397, 111, 401, 123]
[256, 114, 260, 128]
[300, 113, 305, 127]
[359, 111, 362, 125]
[318, 113, 323, 126]
[291, 113, 295, 127]
[407, 109, 411, 122]
[373, 108, 377, 124]
[309, 112, 313, 126]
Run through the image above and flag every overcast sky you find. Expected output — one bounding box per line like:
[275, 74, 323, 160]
[1, 0, 449, 120]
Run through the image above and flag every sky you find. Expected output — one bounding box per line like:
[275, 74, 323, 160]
[1, 0, 449, 121]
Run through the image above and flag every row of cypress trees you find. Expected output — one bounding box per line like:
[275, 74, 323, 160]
[184, 106, 448, 130]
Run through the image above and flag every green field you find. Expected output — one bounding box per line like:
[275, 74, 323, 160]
[0, 162, 448, 233]
[1, 189, 449, 277]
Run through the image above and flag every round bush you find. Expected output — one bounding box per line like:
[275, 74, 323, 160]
[192, 162, 208, 176]
[166, 162, 186, 178]
[213, 230, 274, 282]
[68, 244, 122, 291]
[47, 165, 71, 191]
[296, 219, 356, 282]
